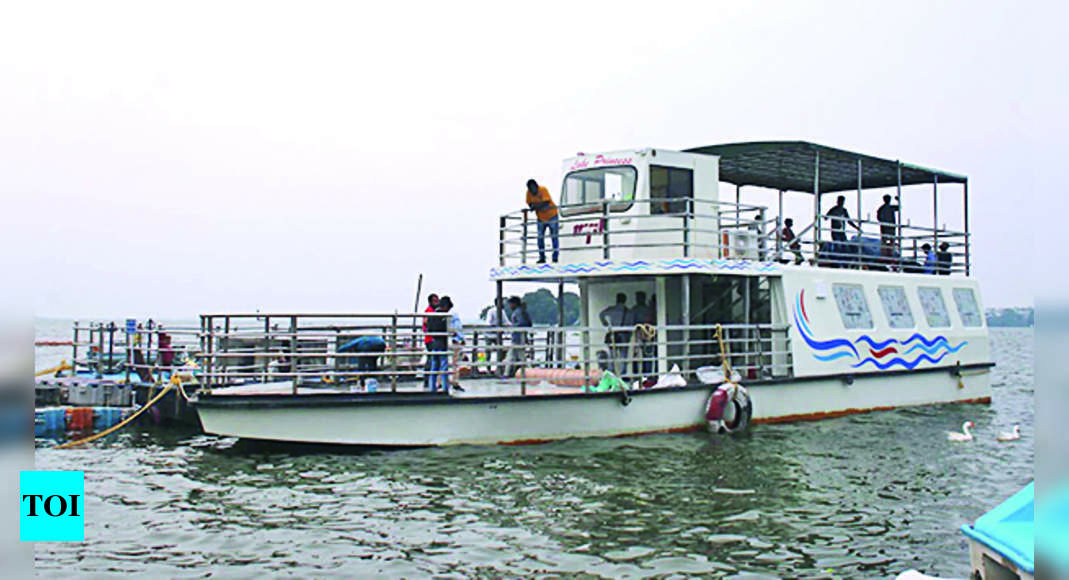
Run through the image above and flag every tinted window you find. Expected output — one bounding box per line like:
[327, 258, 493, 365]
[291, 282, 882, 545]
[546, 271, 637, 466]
[878, 286, 914, 329]
[650, 165, 693, 215]
[833, 283, 874, 329]
[953, 287, 983, 327]
[917, 287, 951, 328]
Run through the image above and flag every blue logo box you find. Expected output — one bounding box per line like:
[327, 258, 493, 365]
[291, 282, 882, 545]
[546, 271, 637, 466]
[20, 471, 84, 541]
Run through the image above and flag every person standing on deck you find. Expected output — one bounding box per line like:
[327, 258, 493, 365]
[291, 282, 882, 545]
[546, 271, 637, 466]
[486, 297, 510, 378]
[425, 297, 451, 393]
[506, 296, 532, 378]
[439, 296, 466, 392]
[422, 293, 440, 390]
[526, 179, 560, 264]
[600, 293, 631, 378]
[781, 218, 804, 264]
[876, 194, 900, 247]
[629, 291, 656, 376]
[825, 195, 860, 243]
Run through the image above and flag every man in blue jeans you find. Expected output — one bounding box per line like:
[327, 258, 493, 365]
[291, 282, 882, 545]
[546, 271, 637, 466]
[526, 179, 559, 263]
[425, 299, 451, 392]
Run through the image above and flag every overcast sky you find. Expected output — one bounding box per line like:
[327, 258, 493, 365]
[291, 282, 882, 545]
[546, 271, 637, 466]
[2, 1, 1062, 320]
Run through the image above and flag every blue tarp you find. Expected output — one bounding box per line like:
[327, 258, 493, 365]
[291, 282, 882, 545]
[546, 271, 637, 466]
[961, 482, 1034, 574]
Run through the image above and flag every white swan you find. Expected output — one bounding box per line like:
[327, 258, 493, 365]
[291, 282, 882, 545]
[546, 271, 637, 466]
[997, 425, 1021, 442]
[947, 421, 975, 442]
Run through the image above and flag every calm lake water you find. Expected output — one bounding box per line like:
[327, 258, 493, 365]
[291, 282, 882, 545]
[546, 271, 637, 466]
[34, 327, 1033, 578]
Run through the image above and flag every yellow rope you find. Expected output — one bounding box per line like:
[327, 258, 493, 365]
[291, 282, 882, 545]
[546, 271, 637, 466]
[54, 376, 177, 450]
[714, 325, 733, 378]
[35, 360, 72, 377]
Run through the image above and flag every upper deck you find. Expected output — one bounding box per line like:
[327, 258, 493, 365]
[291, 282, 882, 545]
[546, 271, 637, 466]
[494, 141, 971, 282]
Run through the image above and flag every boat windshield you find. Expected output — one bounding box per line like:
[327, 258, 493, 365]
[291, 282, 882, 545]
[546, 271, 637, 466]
[560, 166, 636, 215]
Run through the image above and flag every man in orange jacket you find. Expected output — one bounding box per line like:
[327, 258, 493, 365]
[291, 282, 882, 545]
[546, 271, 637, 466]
[526, 179, 559, 263]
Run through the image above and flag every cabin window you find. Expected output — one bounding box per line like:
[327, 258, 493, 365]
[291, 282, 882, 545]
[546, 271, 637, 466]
[560, 166, 637, 216]
[952, 288, 983, 327]
[650, 165, 693, 215]
[832, 283, 874, 329]
[917, 287, 951, 328]
[877, 286, 914, 329]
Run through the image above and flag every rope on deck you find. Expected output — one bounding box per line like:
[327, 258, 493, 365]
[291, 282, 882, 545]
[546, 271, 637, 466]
[35, 360, 72, 377]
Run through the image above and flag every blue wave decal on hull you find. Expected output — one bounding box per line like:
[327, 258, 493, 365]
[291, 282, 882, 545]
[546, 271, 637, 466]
[793, 291, 967, 370]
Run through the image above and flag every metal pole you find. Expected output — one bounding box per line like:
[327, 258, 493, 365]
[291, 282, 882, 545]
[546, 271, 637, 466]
[602, 200, 611, 260]
[263, 316, 271, 385]
[557, 281, 566, 368]
[124, 322, 132, 385]
[682, 274, 690, 374]
[933, 174, 939, 254]
[71, 322, 79, 377]
[776, 190, 783, 258]
[813, 150, 821, 263]
[97, 323, 104, 378]
[896, 161, 903, 268]
[107, 322, 115, 377]
[521, 210, 529, 264]
[579, 280, 591, 390]
[206, 316, 214, 389]
[964, 180, 970, 276]
[221, 316, 228, 386]
[290, 315, 299, 394]
[390, 314, 398, 392]
[857, 159, 863, 268]
[499, 216, 506, 267]
[682, 195, 691, 258]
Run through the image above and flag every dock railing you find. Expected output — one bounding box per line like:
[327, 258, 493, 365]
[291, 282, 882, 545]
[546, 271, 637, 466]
[66, 320, 201, 384]
[197, 312, 793, 395]
[499, 198, 971, 275]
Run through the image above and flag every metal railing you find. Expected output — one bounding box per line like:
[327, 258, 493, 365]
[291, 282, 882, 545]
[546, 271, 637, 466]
[67, 320, 201, 383]
[197, 312, 793, 395]
[498, 197, 971, 275]
[499, 197, 769, 264]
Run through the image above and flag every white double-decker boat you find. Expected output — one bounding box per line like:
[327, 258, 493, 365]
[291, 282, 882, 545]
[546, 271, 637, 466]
[193, 141, 993, 447]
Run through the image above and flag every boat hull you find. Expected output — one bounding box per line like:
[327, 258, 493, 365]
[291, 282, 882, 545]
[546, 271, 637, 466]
[195, 364, 992, 446]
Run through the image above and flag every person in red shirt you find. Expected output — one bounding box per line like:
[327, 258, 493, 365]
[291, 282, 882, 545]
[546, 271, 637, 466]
[422, 293, 440, 390]
[781, 218, 804, 264]
[526, 179, 559, 263]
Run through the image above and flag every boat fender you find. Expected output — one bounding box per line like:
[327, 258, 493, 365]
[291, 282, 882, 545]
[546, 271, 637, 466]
[620, 386, 632, 407]
[704, 383, 752, 434]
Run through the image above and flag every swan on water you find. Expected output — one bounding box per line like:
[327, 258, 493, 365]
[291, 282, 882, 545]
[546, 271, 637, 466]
[947, 421, 975, 442]
[996, 425, 1021, 442]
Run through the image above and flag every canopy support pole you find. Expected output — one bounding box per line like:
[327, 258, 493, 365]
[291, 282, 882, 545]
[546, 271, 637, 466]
[776, 189, 783, 257]
[964, 180, 970, 276]
[813, 151, 821, 263]
[896, 161, 903, 265]
[933, 175, 939, 254]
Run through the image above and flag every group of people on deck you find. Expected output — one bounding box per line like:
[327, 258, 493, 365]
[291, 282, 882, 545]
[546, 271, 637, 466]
[599, 291, 657, 380]
[781, 193, 956, 274]
[422, 293, 537, 393]
[423, 293, 465, 393]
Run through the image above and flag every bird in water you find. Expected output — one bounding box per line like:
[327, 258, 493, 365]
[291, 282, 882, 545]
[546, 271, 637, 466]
[996, 425, 1021, 442]
[947, 421, 975, 442]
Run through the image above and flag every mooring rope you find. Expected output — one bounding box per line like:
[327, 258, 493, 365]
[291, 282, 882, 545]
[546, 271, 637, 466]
[54, 375, 179, 449]
[35, 360, 72, 377]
